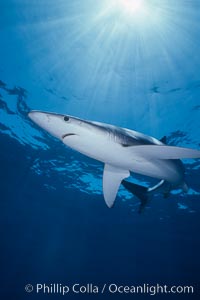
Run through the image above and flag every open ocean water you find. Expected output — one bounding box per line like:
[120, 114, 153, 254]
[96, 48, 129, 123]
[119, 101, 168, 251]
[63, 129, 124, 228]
[0, 0, 200, 299]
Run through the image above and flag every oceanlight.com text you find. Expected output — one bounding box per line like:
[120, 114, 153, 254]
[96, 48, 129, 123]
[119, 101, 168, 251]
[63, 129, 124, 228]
[25, 283, 194, 296]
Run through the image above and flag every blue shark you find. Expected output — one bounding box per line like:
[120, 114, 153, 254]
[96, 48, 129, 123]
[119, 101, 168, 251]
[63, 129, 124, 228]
[29, 111, 200, 208]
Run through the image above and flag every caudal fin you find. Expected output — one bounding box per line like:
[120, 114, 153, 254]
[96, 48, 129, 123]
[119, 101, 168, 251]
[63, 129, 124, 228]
[121, 180, 148, 213]
[181, 182, 189, 193]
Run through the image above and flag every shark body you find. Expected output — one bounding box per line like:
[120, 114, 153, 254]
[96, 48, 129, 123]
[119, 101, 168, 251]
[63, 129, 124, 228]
[29, 111, 200, 208]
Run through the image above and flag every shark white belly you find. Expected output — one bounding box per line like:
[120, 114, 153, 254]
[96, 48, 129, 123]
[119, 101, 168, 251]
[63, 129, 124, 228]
[28, 111, 200, 208]
[63, 134, 184, 184]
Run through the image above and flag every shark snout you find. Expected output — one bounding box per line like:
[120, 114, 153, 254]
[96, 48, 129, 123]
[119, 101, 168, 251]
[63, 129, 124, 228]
[28, 110, 53, 129]
[28, 110, 68, 139]
[28, 111, 47, 123]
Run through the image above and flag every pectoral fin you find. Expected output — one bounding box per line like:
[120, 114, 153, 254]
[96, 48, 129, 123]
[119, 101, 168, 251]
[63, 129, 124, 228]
[103, 164, 130, 208]
[131, 145, 200, 159]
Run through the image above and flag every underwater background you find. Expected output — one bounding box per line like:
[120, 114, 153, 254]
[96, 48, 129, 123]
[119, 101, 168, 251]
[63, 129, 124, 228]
[1, 0, 200, 299]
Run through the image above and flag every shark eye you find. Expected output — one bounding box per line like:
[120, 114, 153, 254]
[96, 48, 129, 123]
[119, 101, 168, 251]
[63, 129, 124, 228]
[64, 116, 69, 122]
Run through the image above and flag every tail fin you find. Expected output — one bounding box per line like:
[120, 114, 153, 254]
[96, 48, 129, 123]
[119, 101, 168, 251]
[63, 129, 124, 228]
[181, 182, 189, 193]
[121, 180, 148, 213]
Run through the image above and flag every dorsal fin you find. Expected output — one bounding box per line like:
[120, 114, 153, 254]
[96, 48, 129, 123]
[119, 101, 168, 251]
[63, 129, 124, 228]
[160, 136, 167, 144]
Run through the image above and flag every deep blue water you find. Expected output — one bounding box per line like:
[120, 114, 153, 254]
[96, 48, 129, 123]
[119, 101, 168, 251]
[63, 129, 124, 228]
[1, 0, 200, 299]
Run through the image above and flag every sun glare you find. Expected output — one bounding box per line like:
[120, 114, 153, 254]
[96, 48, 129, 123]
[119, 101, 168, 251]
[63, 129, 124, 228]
[108, 0, 155, 26]
[100, 0, 163, 29]
[117, 0, 146, 15]
[120, 0, 145, 13]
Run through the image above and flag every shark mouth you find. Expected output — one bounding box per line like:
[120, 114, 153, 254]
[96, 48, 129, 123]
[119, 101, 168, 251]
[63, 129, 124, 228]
[62, 133, 76, 139]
